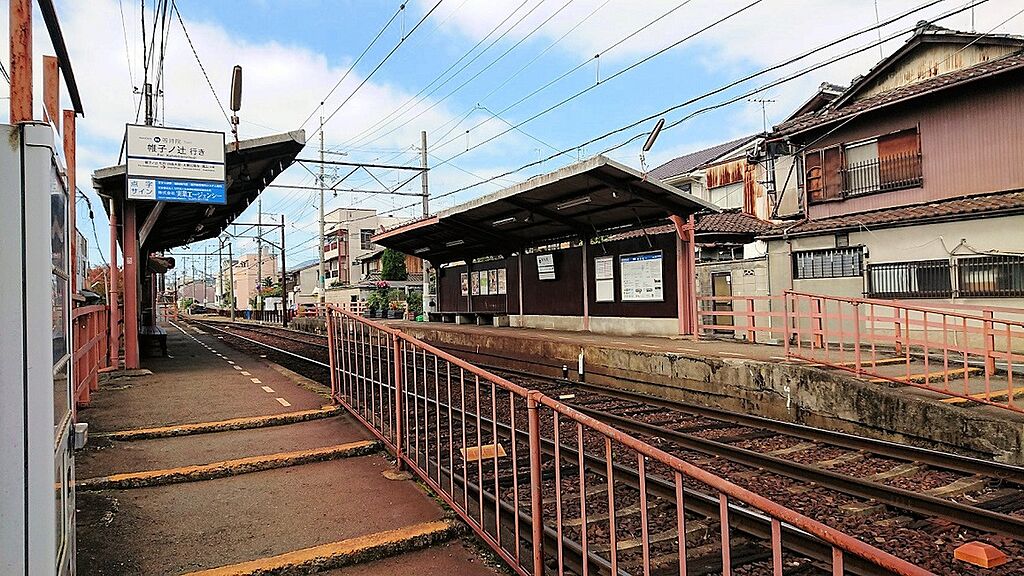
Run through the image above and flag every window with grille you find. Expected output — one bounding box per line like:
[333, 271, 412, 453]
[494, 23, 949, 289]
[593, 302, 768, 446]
[360, 229, 374, 250]
[793, 247, 863, 279]
[867, 260, 952, 298]
[958, 256, 1024, 297]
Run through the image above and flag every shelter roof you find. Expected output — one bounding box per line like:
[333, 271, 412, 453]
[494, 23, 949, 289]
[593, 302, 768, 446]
[373, 155, 717, 263]
[606, 210, 772, 242]
[761, 190, 1024, 238]
[93, 130, 305, 253]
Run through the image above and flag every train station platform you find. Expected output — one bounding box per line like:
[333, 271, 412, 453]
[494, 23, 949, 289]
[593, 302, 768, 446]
[389, 320, 1024, 465]
[74, 321, 502, 575]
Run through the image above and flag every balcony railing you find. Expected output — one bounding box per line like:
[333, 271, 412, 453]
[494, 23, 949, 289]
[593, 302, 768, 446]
[841, 151, 922, 197]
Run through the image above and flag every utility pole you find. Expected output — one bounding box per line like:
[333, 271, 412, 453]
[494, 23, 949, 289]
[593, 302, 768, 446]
[227, 241, 236, 321]
[420, 131, 430, 317]
[318, 108, 327, 306]
[218, 239, 223, 307]
[280, 214, 288, 327]
[257, 197, 263, 311]
[203, 253, 208, 305]
[144, 82, 154, 126]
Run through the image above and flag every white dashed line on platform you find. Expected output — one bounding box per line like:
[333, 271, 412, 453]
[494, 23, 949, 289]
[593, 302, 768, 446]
[678, 348, 699, 352]
[227, 360, 235, 364]
[275, 398, 291, 407]
[241, 371, 251, 376]
[261, 386, 275, 393]
[718, 351, 743, 356]
[251, 378, 262, 384]
[233, 366, 243, 370]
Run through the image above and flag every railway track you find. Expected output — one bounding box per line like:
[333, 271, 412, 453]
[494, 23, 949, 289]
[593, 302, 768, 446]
[189, 318, 1024, 574]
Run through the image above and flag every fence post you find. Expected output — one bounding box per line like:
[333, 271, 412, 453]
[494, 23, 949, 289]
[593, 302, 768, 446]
[782, 292, 791, 356]
[893, 305, 903, 355]
[393, 332, 404, 467]
[746, 297, 756, 343]
[813, 297, 824, 349]
[983, 309, 996, 377]
[853, 302, 862, 375]
[527, 392, 545, 576]
[326, 310, 337, 399]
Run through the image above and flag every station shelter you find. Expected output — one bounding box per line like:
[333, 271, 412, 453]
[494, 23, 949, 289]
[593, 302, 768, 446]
[92, 130, 305, 368]
[373, 156, 717, 337]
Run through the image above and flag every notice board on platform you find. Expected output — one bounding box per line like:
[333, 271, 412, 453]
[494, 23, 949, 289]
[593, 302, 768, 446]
[620, 251, 663, 301]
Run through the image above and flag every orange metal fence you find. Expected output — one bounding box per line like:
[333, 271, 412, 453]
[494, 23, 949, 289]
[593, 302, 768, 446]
[72, 304, 109, 415]
[698, 291, 1024, 413]
[326, 305, 932, 576]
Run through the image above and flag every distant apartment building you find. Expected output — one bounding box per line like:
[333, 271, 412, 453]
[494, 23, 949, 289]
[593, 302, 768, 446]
[322, 207, 406, 287]
[218, 247, 279, 309]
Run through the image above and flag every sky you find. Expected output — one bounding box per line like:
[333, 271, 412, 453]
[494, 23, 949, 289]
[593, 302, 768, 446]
[2, 0, 1023, 275]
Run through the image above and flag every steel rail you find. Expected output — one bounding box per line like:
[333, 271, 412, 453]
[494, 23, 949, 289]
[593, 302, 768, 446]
[430, 341, 1024, 483]
[191, 321, 330, 368]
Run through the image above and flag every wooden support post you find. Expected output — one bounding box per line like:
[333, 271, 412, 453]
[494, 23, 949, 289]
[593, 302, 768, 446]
[123, 202, 140, 369]
[108, 198, 121, 366]
[64, 110, 77, 293]
[43, 55, 60, 130]
[9, 0, 32, 123]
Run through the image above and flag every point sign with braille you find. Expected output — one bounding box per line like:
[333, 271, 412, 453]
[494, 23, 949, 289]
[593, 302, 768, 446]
[125, 124, 226, 204]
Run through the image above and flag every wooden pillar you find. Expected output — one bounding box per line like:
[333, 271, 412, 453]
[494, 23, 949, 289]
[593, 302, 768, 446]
[64, 110, 77, 293]
[582, 240, 590, 331]
[670, 215, 698, 337]
[123, 203, 140, 369]
[8, 0, 32, 123]
[108, 198, 120, 366]
[43, 56, 60, 130]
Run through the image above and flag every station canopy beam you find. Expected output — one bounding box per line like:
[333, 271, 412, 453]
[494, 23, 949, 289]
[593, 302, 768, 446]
[372, 155, 718, 263]
[92, 130, 305, 252]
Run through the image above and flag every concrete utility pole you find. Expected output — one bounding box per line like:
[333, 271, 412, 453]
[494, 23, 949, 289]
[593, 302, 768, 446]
[227, 241, 236, 321]
[420, 131, 430, 316]
[280, 214, 288, 327]
[257, 197, 263, 310]
[218, 240, 223, 306]
[317, 109, 326, 305]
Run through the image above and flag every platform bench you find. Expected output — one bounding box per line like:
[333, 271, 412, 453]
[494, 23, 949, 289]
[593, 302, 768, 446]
[139, 325, 168, 357]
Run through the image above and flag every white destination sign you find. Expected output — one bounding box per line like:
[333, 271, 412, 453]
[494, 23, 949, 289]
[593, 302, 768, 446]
[620, 251, 663, 301]
[536, 254, 556, 280]
[125, 124, 227, 204]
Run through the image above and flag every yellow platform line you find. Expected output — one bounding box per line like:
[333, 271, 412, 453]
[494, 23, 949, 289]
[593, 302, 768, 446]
[183, 519, 462, 576]
[941, 385, 1024, 404]
[77, 440, 378, 490]
[94, 405, 341, 441]
[869, 366, 983, 385]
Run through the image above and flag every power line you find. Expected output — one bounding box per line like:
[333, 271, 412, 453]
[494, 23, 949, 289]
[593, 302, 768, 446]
[344, 0, 563, 150]
[0, 59, 9, 84]
[311, 0, 447, 141]
[172, 0, 231, 126]
[431, 0, 762, 164]
[362, 0, 691, 151]
[429, 0, 614, 146]
[299, 3, 406, 130]
[334, 0, 987, 226]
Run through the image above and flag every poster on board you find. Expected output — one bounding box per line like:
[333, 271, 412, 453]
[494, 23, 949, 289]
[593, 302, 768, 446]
[460, 273, 469, 296]
[537, 254, 556, 280]
[497, 268, 507, 294]
[488, 270, 498, 295]
[479, 270, 489, 294]
[471, 271, 481, 295]
[594, 256, 615, 302]
[620, 251, 663, 301]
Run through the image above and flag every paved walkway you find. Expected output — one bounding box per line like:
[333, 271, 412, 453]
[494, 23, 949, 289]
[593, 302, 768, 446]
[75, 321, 503, 576]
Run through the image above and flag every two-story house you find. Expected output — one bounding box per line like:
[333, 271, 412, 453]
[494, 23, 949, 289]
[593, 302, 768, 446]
[762, 22, 1024, 308]
[322, 207, 406, 287]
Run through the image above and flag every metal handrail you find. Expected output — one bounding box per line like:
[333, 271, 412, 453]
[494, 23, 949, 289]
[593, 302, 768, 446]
[326, 304, 934, 576]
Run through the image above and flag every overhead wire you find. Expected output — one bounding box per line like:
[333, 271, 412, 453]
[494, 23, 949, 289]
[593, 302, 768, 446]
[171, 0, 231, 126]
[298, 3, 406, 130]
[338, 0, 537, 147]
[310, 0, 448, 141]
[331, 0, 987, 226]
[345, 0, 571, 150]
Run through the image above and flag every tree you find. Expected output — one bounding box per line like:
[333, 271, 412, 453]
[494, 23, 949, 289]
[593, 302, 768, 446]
[380, 249, 408, 281]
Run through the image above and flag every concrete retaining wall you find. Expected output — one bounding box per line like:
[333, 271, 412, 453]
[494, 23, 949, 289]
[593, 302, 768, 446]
[402, 325, 1024, 465]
